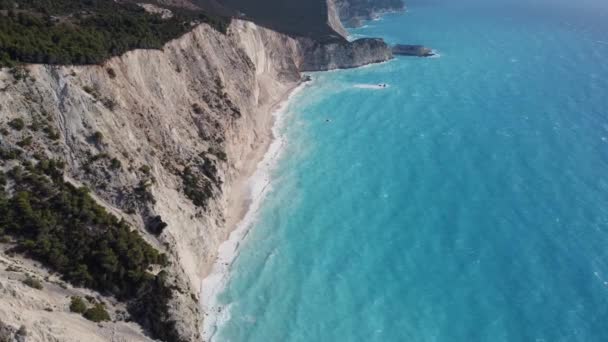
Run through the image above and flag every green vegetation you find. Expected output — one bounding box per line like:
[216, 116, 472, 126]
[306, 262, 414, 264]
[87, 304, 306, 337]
[83, 303, 111, 322]
[208, 147, 227, 162]
[0, 153, 180, 341]
[128, 270, 184, 342]
[0, 0, 230, 67]
[82, 85, 97, 96]
[109, 158, 122, 170]
[181, 166, 214, 209]
[139, 165, 151, 175]
[106, 67, 116, 79]
[22, 275, 43, 289]
[134, 180, 156, 204]
[0, 159, 166, 297]
[7, 118, 24, 131]
[69, 296, 88, 314]
[0, 147, 21, 160]
[90, 131, 104, 144]
[44, 126, 60, 141]
[16, 135, 32, 147]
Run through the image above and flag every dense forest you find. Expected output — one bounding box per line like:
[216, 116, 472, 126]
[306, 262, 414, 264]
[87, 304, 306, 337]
[0, 153, 183, 341]
[0, 0, 229, 67]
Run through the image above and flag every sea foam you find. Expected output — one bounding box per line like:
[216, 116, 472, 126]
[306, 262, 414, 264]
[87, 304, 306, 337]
[200, 80, 309, 341]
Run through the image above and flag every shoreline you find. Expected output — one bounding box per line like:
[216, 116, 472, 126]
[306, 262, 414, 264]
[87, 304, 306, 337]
[198, 59, 392, 341]
[200, 79, 310, 341]
[198, 10, 396, 340]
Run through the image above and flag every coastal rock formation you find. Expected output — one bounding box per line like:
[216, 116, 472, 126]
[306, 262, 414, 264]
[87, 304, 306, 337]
[393, 44, 435, 57]
[299, 37, 393, 71]
[336, 0, 405, 27]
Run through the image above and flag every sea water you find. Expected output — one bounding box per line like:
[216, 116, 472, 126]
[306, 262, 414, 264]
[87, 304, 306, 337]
[214, 1, 608, 341]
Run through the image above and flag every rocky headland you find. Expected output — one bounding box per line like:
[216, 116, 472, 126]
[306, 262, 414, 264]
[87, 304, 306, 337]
[335, 0, 405, 28]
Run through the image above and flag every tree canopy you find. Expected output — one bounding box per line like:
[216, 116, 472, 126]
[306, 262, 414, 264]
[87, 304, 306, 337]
[0, 0, 229, 67]
[0, 156, 183, 341]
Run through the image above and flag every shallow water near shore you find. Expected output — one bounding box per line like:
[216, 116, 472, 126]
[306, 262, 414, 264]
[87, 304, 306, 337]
[214, 1, 608, 341]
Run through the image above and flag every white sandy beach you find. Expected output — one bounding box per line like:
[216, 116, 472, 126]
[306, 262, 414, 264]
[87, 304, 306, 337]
[200, 80, 310, 341]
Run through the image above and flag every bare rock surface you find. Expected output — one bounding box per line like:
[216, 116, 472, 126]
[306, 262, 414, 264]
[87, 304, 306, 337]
[0, 20, 302, 341]
[0, 2, 394, 340]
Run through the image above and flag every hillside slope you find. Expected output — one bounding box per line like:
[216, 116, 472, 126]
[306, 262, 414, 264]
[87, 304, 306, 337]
[0, 19, 303, 341]
[0, 1, 395, 341]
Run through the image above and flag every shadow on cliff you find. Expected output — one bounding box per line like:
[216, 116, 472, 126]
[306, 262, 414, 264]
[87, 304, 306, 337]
[195, 0, 345, 42]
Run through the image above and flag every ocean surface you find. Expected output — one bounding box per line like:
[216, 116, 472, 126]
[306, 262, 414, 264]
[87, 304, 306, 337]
[214, 1, 608, 341]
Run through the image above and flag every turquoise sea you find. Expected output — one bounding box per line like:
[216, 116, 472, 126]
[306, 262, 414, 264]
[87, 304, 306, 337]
[216, 1, 608, 341]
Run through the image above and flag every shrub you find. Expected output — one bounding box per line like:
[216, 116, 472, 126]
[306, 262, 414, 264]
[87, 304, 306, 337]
[207, 147, 227, 162]
[0, 148, 21, 160]
[191, 103, 203, 115]
[127, 272, 181, 342]
[22, 275, 43, 289]
[89, 153, 109, 162]
[28, 120, 41, 132]
[101, 98, 117, 110]
[91, 131, 104, 144]
[82, 85, 95, 96]
[134, 180, 156, 204]
[69, 296, 88, 314]
[8, 118, 25, 131]
[106, 68, 116, 79]
[83, 303, 110, 322]
[181, 167, 213, 209]
[109, 158, 122, 170]
[16, 136, 33, 147]
[44, 126, 61, 141]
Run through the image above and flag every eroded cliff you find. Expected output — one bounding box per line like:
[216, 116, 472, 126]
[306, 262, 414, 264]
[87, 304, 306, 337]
[0, 19, 303, 341]
[299, 37, 392, 71]
[0, 11, 394, 339]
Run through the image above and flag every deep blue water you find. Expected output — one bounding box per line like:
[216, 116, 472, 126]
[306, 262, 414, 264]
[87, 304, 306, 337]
[216, 1, 608, 341]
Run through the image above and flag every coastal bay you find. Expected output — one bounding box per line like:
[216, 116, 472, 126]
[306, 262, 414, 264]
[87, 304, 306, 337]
[212, 2, 608, 341]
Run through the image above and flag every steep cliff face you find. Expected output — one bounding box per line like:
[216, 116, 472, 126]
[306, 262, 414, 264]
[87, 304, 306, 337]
[336, 0, 405, 27]
[0, 19, 303, 341]
[327, 0, 349, 38]
[0, 0, 396, 339]
[299, 37, 393, 71]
